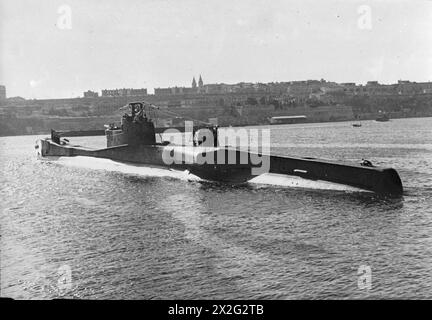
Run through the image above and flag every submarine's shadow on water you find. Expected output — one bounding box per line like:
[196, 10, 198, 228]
[113, 171, 188, 186]
[196, 179, 405, 211]
[326, 191, 405, 211]
[195, 180, 256, 192]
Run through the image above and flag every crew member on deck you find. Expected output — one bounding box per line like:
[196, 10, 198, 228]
[212, 125, 219, 147]
[51, 129, 61, 144]
[192, 127, 197, 146]
[133, 103, 144, 122]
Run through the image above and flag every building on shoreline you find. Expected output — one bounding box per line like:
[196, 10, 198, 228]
[83, 78, 432, 101]
[0, 85, 6, 100]
[83, 90, 99, 98]
[101, 88, 147, 97]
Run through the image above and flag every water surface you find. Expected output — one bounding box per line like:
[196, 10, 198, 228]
[1, 118, 431, 299]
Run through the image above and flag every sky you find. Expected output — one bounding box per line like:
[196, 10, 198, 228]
[1, 0, 432, 99]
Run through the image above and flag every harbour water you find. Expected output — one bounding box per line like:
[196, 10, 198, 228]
[1, 117, 432, 299]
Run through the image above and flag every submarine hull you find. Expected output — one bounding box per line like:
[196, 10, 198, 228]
[36, 138, 403, 196]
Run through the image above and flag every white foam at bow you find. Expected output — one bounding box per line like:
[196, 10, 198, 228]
[249, 173, 370, 192]
[53, 156, 201, 181]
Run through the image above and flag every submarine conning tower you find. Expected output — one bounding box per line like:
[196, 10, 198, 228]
[105, 102, 156, 147]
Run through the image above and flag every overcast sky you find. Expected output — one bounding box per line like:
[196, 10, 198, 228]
[1, 0, 431, 99]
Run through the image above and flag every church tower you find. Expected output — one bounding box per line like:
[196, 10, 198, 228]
[198, 75, 203, 88]
[192, 77, 197, 89]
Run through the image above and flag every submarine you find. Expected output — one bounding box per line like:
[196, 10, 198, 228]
[35, 101, 403, 196]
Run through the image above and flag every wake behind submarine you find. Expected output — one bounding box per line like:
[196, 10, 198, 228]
[35, 101, 403, 196]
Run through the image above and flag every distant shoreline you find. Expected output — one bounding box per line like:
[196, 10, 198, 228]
[1, 114, 430, 138]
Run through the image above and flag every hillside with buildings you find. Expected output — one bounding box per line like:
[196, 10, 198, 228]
[1, 78, 432, 136]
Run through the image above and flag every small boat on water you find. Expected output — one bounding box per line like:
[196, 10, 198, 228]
[376, 112, 390, 122]
[352, 115, 362, 127]
[35, 102, 403, 195]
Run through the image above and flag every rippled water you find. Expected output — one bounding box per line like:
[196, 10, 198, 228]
[1, 118, 432, 299]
